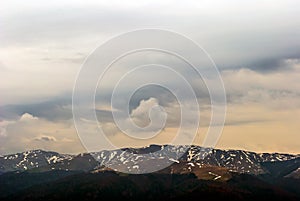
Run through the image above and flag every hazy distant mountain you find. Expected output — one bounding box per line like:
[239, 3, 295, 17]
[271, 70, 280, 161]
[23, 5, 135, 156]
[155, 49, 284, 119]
[0, 145, 299, 201]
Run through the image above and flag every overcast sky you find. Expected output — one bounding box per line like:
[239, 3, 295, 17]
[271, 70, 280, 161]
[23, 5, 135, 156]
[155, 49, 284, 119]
[0, 0, 300, 154]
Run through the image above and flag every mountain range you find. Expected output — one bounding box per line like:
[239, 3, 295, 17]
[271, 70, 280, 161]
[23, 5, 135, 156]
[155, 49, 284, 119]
[0, 145, 299, 201]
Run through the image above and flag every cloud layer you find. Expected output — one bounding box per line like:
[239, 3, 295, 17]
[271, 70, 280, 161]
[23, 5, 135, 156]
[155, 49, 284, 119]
[0, 0, 300, 154]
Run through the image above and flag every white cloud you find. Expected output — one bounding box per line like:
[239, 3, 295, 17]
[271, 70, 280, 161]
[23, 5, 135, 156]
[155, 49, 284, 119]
[0, 113, 84, 155]
[19, 113, 39, 121]
[222, 60, 300, 109]
[34, 135, 57, 142]
[0, 120, 14, 137]
[130, 98, 163, 127]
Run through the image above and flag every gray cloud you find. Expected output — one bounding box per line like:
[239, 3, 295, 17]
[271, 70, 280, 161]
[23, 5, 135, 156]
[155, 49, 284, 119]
[244, 55, 300, 73]
[1, 0, 300, 153]
[1, 0, 299, 106]
[0, 96, 72, 122]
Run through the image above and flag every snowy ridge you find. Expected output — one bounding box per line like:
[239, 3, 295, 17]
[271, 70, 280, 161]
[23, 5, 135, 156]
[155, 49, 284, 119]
[185, 146, 298, 174]
[0, 145, 298, 175]
[0, 150, 73, 172]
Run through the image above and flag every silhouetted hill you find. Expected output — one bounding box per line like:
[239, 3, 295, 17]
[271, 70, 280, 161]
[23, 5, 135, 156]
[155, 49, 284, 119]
[1, 171, 299, 201]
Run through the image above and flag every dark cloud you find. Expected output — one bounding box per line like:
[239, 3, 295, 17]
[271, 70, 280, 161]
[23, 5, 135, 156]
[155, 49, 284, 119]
[95, 109, 114, 123]
[127, 85, 178, 112]
[246, 55, 300, 73]
[0, 96, 72, 122]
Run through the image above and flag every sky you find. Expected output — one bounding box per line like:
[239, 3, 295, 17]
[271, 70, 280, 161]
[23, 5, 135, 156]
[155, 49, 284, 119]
[0, 0, 300, 154]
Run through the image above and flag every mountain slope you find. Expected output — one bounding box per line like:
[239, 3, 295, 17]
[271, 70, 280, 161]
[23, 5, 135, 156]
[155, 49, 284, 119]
[1, 145, 298, 176]
[1, 171, 299, 201]
[0, 145, 299, 201]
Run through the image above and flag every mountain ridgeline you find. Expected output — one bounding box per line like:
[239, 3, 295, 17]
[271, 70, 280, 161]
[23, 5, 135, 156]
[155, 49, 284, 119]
[0, 145, 299, 201]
